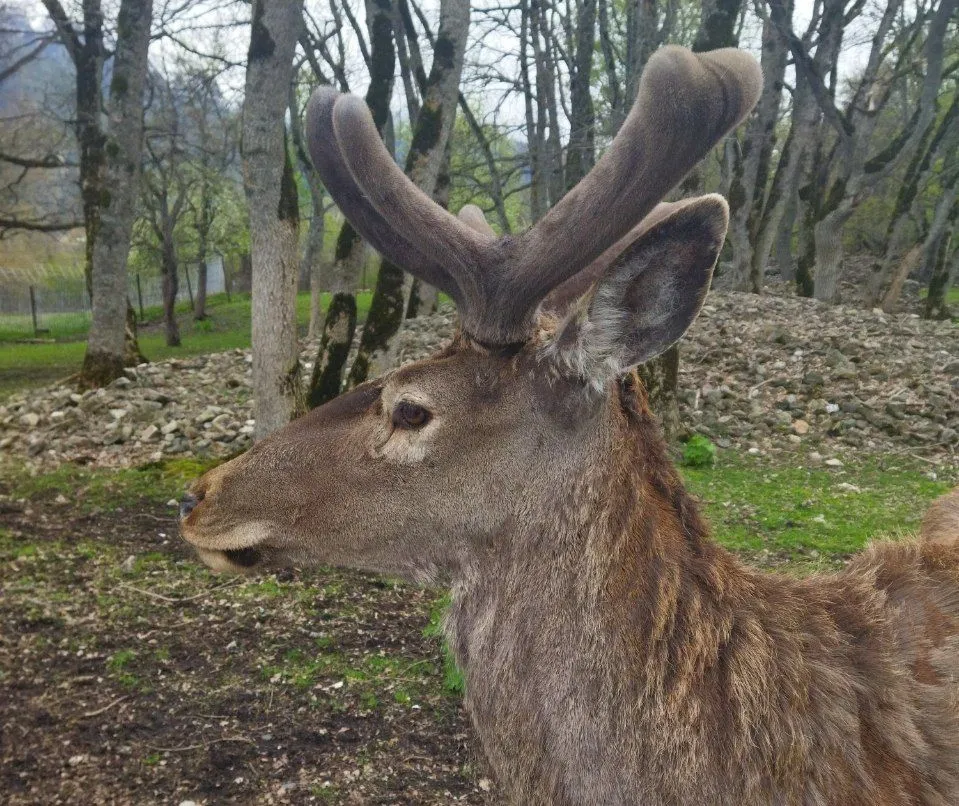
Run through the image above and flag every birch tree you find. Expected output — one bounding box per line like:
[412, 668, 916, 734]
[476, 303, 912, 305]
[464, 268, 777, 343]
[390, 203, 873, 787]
[242, 0, 304, 439]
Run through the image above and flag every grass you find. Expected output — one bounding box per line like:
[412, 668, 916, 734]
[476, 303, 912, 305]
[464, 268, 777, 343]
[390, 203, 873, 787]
[0, 455, 222, 512]
[682, 450, 953, 569]
[918, 285, 959, 305]
[0, 290, 374, 397]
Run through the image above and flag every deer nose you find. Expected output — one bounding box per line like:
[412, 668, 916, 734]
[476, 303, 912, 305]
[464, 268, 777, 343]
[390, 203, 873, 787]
[179, 492, 203, 519]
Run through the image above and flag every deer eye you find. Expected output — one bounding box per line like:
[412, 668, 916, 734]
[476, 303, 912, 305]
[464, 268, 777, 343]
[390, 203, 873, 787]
[391, 400, 432, 430]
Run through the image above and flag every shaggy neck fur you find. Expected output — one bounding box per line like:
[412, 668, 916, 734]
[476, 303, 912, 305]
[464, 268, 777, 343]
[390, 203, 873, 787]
[445, 377, 959, 806]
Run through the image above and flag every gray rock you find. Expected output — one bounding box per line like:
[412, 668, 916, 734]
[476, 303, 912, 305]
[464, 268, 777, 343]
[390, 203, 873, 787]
[139, 425, 160, 442]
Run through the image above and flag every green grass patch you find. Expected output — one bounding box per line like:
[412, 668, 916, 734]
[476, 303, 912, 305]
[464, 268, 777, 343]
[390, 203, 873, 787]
[682, 434, 717, 468]
[683, 452, 953, 566]
[261, 643, 436, 705]
[918, 285, 959, 305]
[0, 290, 374, 397]
[0, 455, 222, 511]
[107, 649, 141, 688]
[424, 594, 465, 695]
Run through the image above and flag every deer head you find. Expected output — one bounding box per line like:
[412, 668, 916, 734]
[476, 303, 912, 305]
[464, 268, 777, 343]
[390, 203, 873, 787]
[179, 46, 762, 580]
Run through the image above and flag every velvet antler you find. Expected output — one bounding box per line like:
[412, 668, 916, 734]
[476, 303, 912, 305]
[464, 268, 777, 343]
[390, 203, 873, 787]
[306, 46, 761, 345]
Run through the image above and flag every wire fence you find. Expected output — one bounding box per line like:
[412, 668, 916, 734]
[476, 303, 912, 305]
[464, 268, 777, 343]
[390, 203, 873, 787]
[0, 257, 226, 340]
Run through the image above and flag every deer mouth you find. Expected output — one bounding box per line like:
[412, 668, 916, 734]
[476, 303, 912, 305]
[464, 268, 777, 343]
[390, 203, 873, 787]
[180, 518, 276, 574]
[194, 545, 267, 574]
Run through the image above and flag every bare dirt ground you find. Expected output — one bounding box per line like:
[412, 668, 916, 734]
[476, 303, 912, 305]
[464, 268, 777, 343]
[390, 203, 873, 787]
[0, 483, 494, 805]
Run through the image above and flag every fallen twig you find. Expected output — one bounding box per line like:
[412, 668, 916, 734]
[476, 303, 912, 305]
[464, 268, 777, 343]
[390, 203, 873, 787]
[81, 694, 131, 719]
[144, 736, 257, 753]
[118, 579, 241, 604]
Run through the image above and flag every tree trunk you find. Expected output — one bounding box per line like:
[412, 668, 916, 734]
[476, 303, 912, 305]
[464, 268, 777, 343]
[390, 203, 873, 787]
[161, 232, 181, 347]
[308, 224, 369, 405]
[78, 0, 153, 389]
[924, 240, 957, 321]
[346, 0, 470, 389]
[692, 0, 741, 53]
[43, 0, 144, 370]
[564, 0, 596, 190]
[535, 0, 564, 208]
[774, 190, 797, 282]
[879, 243, 922, 312]
[812, 201, 853, 303]
[725, 0, 791, 291]
[520, 0, 545, 221]
[194, 188, 212, 321]
[307, 0, 395, 407]
[637, 345, 681, 439]
[242, 0, 305, 439]
[195, 258, 208, 322]
[72, 0, 105, 301]
[922, 183, 959, 320]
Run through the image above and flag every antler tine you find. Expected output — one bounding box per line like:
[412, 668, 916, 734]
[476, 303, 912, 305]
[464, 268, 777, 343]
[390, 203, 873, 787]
[304, 88, 468, 301]
[507, 46, 762, 311]
[329, 95, 498, 306]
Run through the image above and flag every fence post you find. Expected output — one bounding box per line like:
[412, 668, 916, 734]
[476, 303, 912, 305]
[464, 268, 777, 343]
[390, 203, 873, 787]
[135, 273, 145, 322]
[29, 285, 39, 336]
[184, 266, 195, 311]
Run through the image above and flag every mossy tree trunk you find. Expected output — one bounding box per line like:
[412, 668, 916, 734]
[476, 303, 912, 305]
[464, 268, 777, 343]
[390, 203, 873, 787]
[306, 0, 396, 407]
[242, 0, 305, 439]
[922, 185, 959, 320]
[160, 228, 181, 347]
[347, 0, 471, 389]
[78, 0, 153, 389]
[194, 186, 212, 321]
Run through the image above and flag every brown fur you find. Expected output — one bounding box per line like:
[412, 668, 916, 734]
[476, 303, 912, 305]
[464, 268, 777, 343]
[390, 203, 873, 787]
[443, 377, 959, 805]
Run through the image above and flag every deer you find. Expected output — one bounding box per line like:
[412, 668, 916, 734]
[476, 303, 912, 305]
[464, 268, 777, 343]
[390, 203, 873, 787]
[179, 45, 959, 806]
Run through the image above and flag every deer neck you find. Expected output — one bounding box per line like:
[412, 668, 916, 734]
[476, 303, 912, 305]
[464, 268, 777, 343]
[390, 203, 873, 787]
[443, 390, 756, 802]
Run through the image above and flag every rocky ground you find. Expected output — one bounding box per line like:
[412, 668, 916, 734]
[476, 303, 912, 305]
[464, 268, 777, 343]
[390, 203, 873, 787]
[1, 291, 956, 469]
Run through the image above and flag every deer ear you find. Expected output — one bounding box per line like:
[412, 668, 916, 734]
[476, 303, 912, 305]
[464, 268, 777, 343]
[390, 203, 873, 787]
[552, 194, 728, 384]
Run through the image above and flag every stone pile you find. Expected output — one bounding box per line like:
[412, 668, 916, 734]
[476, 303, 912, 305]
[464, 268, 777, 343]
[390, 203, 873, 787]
[1, 352, 257, 466]
[1, 292, 956, 468]
[679, 293, 956, 461]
